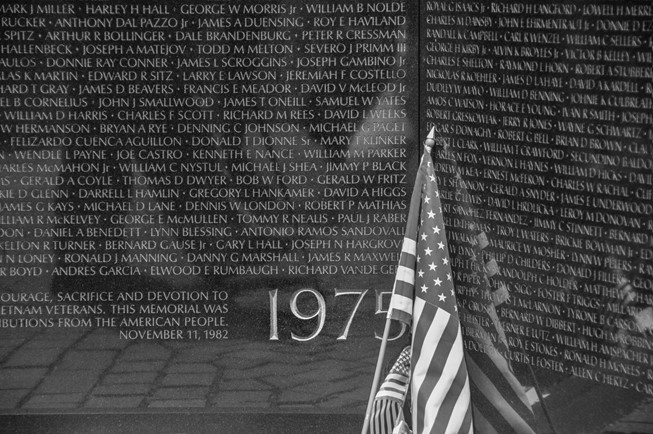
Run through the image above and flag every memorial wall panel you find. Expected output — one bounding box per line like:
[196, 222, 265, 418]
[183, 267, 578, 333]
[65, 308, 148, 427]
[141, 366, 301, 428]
[422, 1, 653, 432]
[0, 1, 418, 429]
[0, 0, 651, 432]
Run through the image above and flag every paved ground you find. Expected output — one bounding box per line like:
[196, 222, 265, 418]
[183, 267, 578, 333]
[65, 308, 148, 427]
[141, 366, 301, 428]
[0, 267, 404, 432]
[1, 311, 651, 433]
[0, 324, 383, 415]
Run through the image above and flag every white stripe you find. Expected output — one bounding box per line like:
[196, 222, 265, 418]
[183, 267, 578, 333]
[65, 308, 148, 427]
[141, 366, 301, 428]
[388, 294, 413, 319]
[377, 391, 406, 401]
[378, 379, 408, 395]
[447, 368, 472, 433]
[467, 357, 537, 434]
[411, 299, 425, 432]
[410, 298, 424, 432]
[472, 409, 498, 434]
[402, 237, 417, 255]
[486, 343, 530, 409]
[380, 373, 409, 391]
[385, 373, 409, 381]
[379, 382, 406, 393]
[425, 324, 464, 433]
[378, 384, 408, 400]
[468, 321, 531, 409]
[420, 308, 464, 433]
[371, 399, 401, 434]
[411, 300, 452, 432]
[395, 265, 415, 286]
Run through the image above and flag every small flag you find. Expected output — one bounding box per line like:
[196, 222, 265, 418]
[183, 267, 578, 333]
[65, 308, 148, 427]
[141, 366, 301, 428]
[388, 143, 473, 434]
[370, 346, 412, 434]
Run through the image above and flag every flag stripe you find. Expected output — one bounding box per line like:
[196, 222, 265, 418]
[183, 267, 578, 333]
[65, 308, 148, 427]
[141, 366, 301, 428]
[455, 378, 475, 434]
[469, 335, 531, 410]
[376, 389, 407, 402]
[410, 294, 437, 432]
[382, 373, 409, 384]
[401, 237, 417, 257]
[432, 358, 472, 433]
[412, 300, 469, 433]
[470, 352, 533, 424]
[371, 399, 401, 434]
[395, 264, 416, 288]
[377, 373, 409, 402]
[421, 315, 459, 431]
[471, 408, 500, 434]
[469, 380, 519, 434]
[467, 356, 537, 434]
[464, 317, 536, 424]
[388, 293, 413, 324]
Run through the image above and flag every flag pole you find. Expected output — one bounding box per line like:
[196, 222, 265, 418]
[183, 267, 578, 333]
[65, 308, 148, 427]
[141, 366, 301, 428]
[361, 316, 393, 434]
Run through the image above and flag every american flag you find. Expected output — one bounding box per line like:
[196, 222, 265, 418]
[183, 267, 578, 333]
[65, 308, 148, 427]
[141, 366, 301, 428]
[440, 140, 538, 434]
[370, 346, 411, 434]
[388, 147, 474, 434]
[457, 234, 538, 434]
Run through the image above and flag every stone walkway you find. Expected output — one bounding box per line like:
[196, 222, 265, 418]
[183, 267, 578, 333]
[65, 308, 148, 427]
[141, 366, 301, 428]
[0, 325, 384, 414]
[3, 325, 652, 433]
